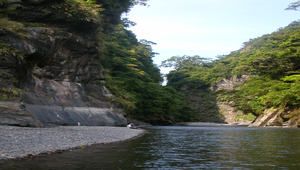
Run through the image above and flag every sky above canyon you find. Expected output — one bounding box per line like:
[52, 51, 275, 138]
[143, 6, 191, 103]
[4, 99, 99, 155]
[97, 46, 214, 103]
[124, 0, 300, 74]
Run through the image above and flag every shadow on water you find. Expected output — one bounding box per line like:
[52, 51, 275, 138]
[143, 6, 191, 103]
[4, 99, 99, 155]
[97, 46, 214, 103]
[1, 126, 300, 170]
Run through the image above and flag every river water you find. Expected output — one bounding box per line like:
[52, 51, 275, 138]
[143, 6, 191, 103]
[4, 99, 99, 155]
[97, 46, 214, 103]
[1, 126, 300, 170]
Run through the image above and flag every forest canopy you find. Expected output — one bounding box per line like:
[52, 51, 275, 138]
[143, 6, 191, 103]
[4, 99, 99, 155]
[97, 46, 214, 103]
[100, 0, 300, 123]
[161, 20, 300, 117]
[2, 0, 299, 124]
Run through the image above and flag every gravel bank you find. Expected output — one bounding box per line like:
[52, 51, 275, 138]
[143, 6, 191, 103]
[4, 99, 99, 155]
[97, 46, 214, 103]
[0, 126, 144, 160]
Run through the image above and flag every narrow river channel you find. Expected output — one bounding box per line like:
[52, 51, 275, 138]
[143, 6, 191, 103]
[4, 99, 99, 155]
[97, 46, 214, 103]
[1, 126, 300, 170]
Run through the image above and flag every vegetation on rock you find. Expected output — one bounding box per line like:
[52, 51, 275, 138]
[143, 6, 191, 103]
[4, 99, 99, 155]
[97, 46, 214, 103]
[100, 23, 192, 124]
[161, 19, 300, 124]
[0, 0, 192, 125]
[1, 0, 300, 126]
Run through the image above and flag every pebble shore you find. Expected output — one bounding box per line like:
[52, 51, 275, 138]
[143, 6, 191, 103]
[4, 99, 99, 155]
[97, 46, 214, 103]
[0, 126, 144, 160]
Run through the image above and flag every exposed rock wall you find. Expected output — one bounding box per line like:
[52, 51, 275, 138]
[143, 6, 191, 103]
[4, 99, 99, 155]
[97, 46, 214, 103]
[217, 102, 253, 125]
[0, 0, 127, 127]
[249, 108, 300, 128]
[0, 101, 43, 127]
[211, 75, 253, 125]
[210, 75, 249, 91]
[178, 75, 256, 125]
[212, 75, 300, 128]
[179, 86, 224, 123]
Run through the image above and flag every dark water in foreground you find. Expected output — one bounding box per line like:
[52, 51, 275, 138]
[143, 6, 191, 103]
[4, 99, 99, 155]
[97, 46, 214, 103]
[1, 126, 300, 170]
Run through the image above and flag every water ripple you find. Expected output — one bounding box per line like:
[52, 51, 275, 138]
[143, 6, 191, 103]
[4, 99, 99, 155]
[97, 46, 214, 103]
[1, 126, 300, 170]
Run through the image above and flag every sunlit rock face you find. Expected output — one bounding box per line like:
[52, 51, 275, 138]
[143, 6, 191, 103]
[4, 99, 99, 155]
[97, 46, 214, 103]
[249, 108, 300, 128]
[212, 76, 299, 128]
[0, 0, 126, 127]
[210, 75, 250, 91]
[210, 75, 252, 125]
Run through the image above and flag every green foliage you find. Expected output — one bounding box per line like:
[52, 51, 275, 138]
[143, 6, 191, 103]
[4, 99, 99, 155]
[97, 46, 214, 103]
[1, 0, 298, 124]
[122, 18, 136, 28]
[0, 43, 25, 60]
[51, 0, 104, 24]
[43, 10, 52, 14]
[286, 1, 300, 11]
[161, 56, 213, 90]
[281, 74, 300, 82]
[0, 18, 27, 38]
[259, 78, 300, 108]
[132, 0, 148, 6]
[0, 4, 18, 16]
[235, 113, 256, 121]
[234, 75, 300, 115]
[0, 0, 7, 5]
[101, 24, 192, 124]
[0, 87, 23, 101]
[1, 0, 188, 124]
[161, 55, 211, 70]
[162, 20, 300, 119]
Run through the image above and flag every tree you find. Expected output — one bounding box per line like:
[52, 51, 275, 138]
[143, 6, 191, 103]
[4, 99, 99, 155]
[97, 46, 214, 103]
[160, 55, 210, 70]
[162, 20, 300, 121]
[122, 18, 136, 28]
[286, 1, 300, 11]
[101, 23, 192, 124]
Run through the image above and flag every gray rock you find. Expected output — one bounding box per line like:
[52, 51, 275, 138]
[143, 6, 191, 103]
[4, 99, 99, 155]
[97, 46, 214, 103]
[25, 104, 126, 126]
[6, 0, 22, 3]
[211, 75, 250, 91]
[0, 101, 43, 127]
[0, 1, 126, 127]
[0, 126, 144, 160]
[249, 108, 282, 127]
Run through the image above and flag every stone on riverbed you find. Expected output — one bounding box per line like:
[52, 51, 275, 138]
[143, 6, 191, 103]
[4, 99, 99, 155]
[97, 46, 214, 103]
[0, 126, 144, 160]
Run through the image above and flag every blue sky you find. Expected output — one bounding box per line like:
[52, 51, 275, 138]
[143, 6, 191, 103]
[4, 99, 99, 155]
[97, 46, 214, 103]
[124, 0, 299, 74]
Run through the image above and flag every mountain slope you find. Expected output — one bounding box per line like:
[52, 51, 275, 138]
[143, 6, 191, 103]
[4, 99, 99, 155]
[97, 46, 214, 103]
[162, 21, 300, 127]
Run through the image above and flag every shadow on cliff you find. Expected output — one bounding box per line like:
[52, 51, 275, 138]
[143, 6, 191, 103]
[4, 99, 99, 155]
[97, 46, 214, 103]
[0, 10, 127, 127]
[180, 88, 226, 123]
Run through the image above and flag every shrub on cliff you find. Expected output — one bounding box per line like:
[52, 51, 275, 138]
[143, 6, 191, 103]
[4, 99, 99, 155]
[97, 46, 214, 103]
[161, 20, 300, 120]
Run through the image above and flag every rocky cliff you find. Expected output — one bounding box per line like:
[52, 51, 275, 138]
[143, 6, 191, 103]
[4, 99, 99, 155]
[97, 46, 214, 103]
[211, 75, 254, 125]
[213, 75, 299, 128]
[0, 0, 128, 127]
[249, 108, 300, 128]
[177, 75, 253, 124]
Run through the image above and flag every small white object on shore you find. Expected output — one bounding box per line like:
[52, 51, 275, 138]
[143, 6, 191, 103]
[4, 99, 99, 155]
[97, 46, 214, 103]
[0, 126, 144, 160]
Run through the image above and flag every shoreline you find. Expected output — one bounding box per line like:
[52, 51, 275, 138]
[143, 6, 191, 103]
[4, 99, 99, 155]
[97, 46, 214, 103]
[0, 126, 145, 161]
[174, 122, 251, 126]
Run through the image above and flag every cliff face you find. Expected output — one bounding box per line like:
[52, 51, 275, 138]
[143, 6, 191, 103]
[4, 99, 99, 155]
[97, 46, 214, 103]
[179, 75, 253, 125]
[181, 75, 274, 127]
[186, 75, 300, 128]
[0, 0, 127, 127]
[249, 108, 300, 128]
[178, 86, 224, 123]
[213, 76, 299, 128]
[211, 75, 254, 125]
[210, 75, 249, 91]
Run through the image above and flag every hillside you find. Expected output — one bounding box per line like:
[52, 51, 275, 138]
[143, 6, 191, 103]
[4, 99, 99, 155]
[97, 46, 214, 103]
[0, 0, 192, 126]
[162, 21, 300, 127]
[1, 0, 299, 127]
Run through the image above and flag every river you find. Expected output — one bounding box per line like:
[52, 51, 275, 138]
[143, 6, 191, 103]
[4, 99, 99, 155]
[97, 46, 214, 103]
[1, 126, 300, 169]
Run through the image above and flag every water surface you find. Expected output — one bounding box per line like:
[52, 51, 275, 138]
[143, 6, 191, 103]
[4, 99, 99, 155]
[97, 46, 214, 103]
[1, 126, 300, 169]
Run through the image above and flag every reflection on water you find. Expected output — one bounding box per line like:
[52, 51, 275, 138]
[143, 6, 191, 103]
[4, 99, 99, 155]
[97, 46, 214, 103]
[1, 126, 300, 169]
